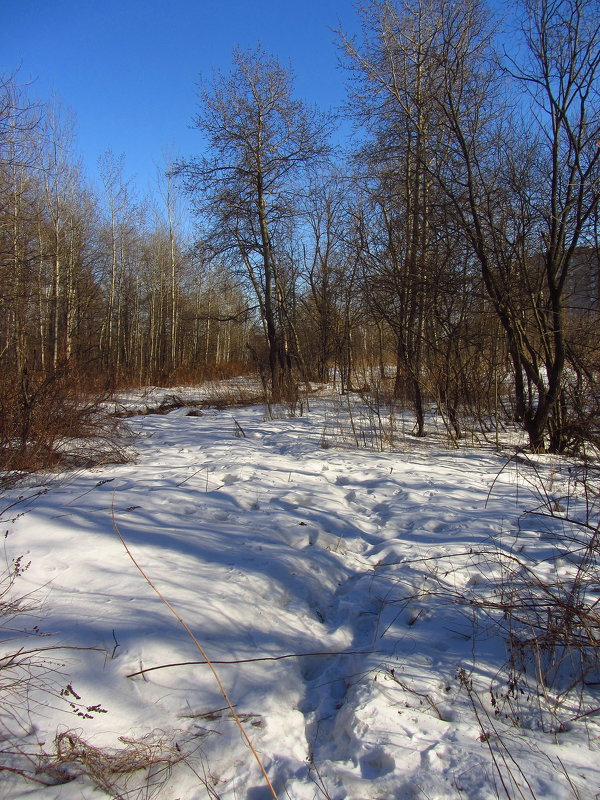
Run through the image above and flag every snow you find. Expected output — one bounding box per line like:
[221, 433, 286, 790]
[2, 389, 599, 799]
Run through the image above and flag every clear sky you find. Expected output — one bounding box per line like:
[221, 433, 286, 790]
[2, 0, 358, 196]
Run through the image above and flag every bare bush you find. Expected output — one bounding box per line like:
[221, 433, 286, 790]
[0, 364, 133, 484]
[185, 380, 265, 411]
[486, 460, 600, 731]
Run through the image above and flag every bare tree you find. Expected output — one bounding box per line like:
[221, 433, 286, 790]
[177, 45, 332, 401]
[513, 0, 600, 450]
[298, 172, 352, 383]
[436, 0, 600, 451]
[340, 0, 468, 434]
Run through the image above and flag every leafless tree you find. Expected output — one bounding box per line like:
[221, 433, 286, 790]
[176, 45, 332, 401]
[436, 0, 600, 451]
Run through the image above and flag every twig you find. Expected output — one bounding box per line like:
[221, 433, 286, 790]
[386, 670, 444, 720]
[0, 644, 105, 659]
[176, 467, 205, 488]
[126, 649, 372, 679]
[0, 765, 52, 785]
[233, 418, 247, 438]
[111, 629, 120, 659]
[459, 669, 535, 800]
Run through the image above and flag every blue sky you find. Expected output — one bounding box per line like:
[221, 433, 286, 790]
[2, 0, 357, 196]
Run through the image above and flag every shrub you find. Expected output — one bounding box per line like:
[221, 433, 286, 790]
[0, 363, 132, 484]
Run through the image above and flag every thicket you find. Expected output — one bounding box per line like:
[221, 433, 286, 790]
[1, 0, 599, 478]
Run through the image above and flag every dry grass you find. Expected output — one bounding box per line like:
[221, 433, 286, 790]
[115, 379, 266, 419]
[488, 461, 600, 731]
[36, 729, 187, 798]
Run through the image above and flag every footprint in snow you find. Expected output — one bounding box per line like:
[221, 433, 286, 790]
[372, 501, 392, 522]
[205, 508, 230, 521]
[420, 518, 455, 533]
[359, 749, 396, 778]
[160, 497, 197, 516]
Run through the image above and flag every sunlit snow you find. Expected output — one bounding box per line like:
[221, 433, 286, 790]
[2, 387, 599, 799]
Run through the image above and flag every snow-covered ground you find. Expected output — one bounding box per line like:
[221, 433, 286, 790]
[2, 388, 599, 799]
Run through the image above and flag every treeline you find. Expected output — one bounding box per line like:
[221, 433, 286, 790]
[1, 0, 599, 461]
[0, 86, 253, 385]
[0, 81, 252, 470]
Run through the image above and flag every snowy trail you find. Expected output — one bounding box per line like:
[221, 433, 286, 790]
[3, 395, 600, 799]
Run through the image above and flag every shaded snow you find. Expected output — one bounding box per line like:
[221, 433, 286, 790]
[2, 393, 599, 799]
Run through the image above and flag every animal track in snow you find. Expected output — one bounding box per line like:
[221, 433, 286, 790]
[360, 748, 396, 778]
